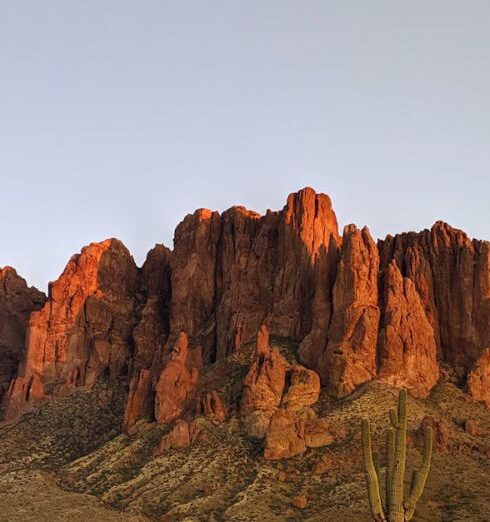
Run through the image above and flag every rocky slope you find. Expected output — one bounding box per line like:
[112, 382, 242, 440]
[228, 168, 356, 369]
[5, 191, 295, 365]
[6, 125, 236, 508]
[1, 187, 490, 520]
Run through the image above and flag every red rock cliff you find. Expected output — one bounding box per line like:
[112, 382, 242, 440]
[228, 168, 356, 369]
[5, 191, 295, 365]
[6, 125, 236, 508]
[4, 188, 490, 426]
[0, 267, 45, 407]
[4, 239, 139, 419]
[379, 222, 490, 374]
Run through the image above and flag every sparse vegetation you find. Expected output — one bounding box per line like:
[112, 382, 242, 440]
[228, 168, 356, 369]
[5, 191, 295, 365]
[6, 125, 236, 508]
[0, 375, 489, 520]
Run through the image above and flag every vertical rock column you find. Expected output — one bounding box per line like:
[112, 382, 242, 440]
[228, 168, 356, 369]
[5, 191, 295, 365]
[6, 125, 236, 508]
[323, 225, 380, 396]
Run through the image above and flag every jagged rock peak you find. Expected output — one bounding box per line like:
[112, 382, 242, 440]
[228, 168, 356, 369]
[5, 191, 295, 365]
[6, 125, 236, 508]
[4, 238, 139, 420]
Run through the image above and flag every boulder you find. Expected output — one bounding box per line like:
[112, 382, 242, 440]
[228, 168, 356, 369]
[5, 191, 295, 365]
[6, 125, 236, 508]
[264, 409, 306, 460]
[155, 419, 212, 454]
[281, 365, 320, 411]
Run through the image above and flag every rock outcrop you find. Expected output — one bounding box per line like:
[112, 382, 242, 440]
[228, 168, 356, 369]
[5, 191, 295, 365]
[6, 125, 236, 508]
[379, 222, 490, 374]
[123, 245, 172, 432]
[0, 267, 45, 405]
[412, 416, 450, 454]
[377, 261, 439, 398]
[154, 332, 201, 425]
[264, 408, 307, 460]
[170, 188, 340, 367]
[196, 390, 227, 424]
[241, 325, 288, 438]
[281, 365, 320, 411]
[241, 325, 341, 459]
[4, 239, 139, 419]
[322, 225, 380, 396]
[467, 348, 490, 408]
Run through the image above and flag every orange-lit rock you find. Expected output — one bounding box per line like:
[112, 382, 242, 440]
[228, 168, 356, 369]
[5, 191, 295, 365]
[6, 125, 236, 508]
[123, 369, 153, 433]
[413, 416, 450, 454]
[241, 325, 288, 437]
[0, 267, 45, 405]
[379, 223, 490, 374]
[154, 332, 201, 425]
[214, 206, 265, 359]
[155, 419, 213, 454]
[170, 188, 340, 366]
[263, 409, 306, 460]
[281, 365, 320, 411]
[264, 412, 345, 459]
[196, 390, 227, 424]
[4, 188, 490, 439]
[467, 348, 490, 408]
[241, 325, 288, 413]
[377, 261, 439, 398]
[291, 495, 308, 509]
[170, 209, 221, 363]
[304, 418, 336, 448]
[323, 225, 380, 396]
[4, 239, 138, 420]
[271, 188, 340, 341]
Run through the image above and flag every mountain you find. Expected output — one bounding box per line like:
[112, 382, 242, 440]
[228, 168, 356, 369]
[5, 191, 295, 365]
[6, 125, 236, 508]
[0, 187, 489, 521]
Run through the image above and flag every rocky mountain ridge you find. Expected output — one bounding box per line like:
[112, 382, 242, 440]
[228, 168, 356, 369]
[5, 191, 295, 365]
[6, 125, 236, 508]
[1, 187, 489, 443]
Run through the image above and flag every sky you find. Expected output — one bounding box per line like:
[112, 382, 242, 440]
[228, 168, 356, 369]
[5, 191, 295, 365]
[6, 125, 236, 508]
[1, 1, 490, 291]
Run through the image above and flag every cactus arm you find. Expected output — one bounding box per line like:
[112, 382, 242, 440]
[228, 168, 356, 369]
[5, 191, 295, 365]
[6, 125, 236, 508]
[361, 419, 386, 521]
[409, 469, 420, 495]
[372, 450, 381, 486]
[389, 389, 407, 522]
[404, 426, 433, 521]
[385, 428, 395, 514]
[389, 408, 399, 429]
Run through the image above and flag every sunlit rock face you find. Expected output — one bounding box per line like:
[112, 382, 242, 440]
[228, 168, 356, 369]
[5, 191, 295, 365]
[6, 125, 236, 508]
[377, 261, 439, 398]
[0, 267, 45, 406]
[154, 332, 201, 425]
[4, 187, 490, 427]
[379, 223, 490, 374]
[321, 225, 380, 397]
[124, 187, 342, 429]
[4, 239, 139, 419]
[168, 187, 340, 365]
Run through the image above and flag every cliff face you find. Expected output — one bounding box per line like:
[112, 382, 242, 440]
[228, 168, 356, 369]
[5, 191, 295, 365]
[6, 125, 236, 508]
[379, 222, 490, 373]
[4, 239, 139, 419]
[0, 267, 45, 407]
[169, 188, 340, 364]
[2, 188, 490, 427]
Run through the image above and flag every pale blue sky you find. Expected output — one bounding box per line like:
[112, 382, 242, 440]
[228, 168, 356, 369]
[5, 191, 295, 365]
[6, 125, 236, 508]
[1, 1, 489, 290]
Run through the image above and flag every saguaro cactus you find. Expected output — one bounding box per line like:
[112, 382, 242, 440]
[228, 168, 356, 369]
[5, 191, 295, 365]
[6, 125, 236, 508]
[361, 389, 433, 521]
